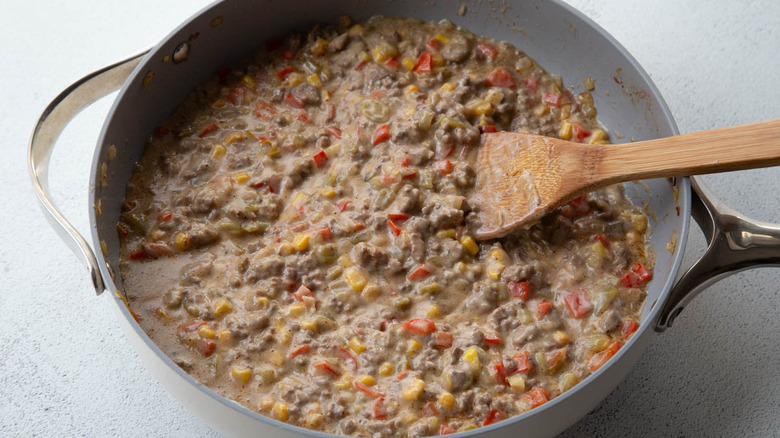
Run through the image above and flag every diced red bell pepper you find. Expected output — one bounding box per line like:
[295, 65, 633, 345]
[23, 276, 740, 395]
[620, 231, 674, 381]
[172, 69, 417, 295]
[491, 361, 508, 385]
[589, 340, 623, 371]
[179, 321, 206, 332]
[426, 39, 442, 50]
[157, 212, 172, 222]
[326, 126, 342, 139]
[337, 346, 359, 371]
[254, 101, 277, 120]
[621, 319, 640, 340]
[198, 122, 218, 138]
[336, 199, 350, 212]
[413, 51, 433, 73]
[402, 318, 437, 335]
[536, 300, 552, 319]
[385, 57, 401, 68]
[387, 213, 409, 221]
[423, 401, 439, 417]
[317, 227, 333, 241]
[354, 381, 383, 398]
[632, 262, 653, 282]
[508, 281, 530, 300]
[477, 43, 498, 58]
[479, 125, 498, 133]
[594, 234, 610, 249]
[276, 66, 295, 80]
[314, 361, 341, 376]
[387, 219, 402, 236]
[568, 195, 590, 215]
[432, 160, 453, 175]
[522, 77, 539, 93]
[439, 424, 454, 435]
[117, 222, 131, 237]
[545, 348, 567, 370]
[572, 122, 591, 142]
[543, 93, 561, 107]
[129, 249, 150, 260]
[373, 398, 387, 419]
[285, 93, 304, 108]
[288, 344, 311, 358]
[484, 335, 501, 346]
[197, 338, 216, 357]
[313, 150, 328, 168]
[483, 409, 506, 426]
[407, 265, 431, 281]
[401, 170, 418, 180]
[432, 331, 454, 349]
[512, 350, 534, 374]
[282, 50, 295, 60]
[620, 262, 653, 288]
[523, 386, 550, 408]
[486, 67, 516, 89]
[228, 87, 245, 106]
[400, 155, 412, 167]
[372, 124, 390, 145]
[563, 290, 593, 319]
[293, 285, 313, 302]
[297, 111, 311, 123]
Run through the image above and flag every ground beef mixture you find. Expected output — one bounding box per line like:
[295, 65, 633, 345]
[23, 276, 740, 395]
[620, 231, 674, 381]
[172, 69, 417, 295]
[119, 16, 654, 437]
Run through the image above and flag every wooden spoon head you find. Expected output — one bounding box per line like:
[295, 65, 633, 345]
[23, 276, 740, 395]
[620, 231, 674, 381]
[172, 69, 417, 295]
[472, 132, 593, 240]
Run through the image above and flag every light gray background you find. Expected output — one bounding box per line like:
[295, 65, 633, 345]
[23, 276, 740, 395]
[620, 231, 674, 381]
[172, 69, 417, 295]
[1, 0, 778, 436]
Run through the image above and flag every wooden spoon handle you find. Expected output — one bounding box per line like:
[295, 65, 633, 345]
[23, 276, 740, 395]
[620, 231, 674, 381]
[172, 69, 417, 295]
[597, 119, 780, 183]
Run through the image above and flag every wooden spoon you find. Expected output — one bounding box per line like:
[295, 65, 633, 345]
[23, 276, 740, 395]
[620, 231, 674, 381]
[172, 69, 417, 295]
[472, 119, 780, 240]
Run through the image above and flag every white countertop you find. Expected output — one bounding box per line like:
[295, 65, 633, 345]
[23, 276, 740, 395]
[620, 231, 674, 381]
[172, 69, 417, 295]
[2, 0, 778, 436]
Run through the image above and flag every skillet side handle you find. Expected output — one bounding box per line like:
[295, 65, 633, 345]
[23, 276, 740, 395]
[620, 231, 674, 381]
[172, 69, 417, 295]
[27, 52, 148, 296]
[655, 176, 780, 331]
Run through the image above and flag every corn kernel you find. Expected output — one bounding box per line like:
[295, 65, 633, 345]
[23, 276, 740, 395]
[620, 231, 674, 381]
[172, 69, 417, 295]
[535, 105, 550, 116]
[460, 236, 480, 256]
[232, 366, 253, 384]
[272, 403, 290, 422]
[213, 298, 233, 318]
[212, 99, 226, 109]
[198, 326, 216, 339]
[560, 104, 572, 121]
[590, 241, 608, 257]
[255, 297, 270, 310]
[440, 82, 455, 93]
[629, 213, 648, 233]
[293, 234, 310, 252]
[218, 330, 232, 344]
[344, 267, 368, 292]
[506, 374, 526, 392]
[438, 391, 455, 408]
[300, 319, 318, 332]
[241, 74, 257, 90]
[287, 303, 306, 317]
[402, 57, 416, 71]
[466, 99, 493, 116]
[362, 284, 382, 300]
[407, 339, 422, 355]
[371, 47, 388, 63]
[284, 72, 305, 87]
[268, 351, 285, 367]
[307, 74, 323, 88]
[589, 129, 608, 144]
[419, 283, 441, 295]
[224, 131, 246, 146]
[312, 38, 329, 55]
[320, 187, 336, 198]
[434, 34, 452, 44]
[278, 328, 292, 344]
[359, 375, 376, 386]
[338, 254, 354, 267]
[402, 378, 426, 401]
[405, 85, 420, 94]
[487, 262, 505, 280]
[211, 144, 226, 157]
[458, 422, 478, 432]
[174, 232, 191, 251]
[401, 412, 419, 424]
[489, 248, 510, 264]
[232, 172, 249, 183]
[426, 305, 440, 318]
[278, 242, 295, 256]
[350, 337, 366, 354]
[335, 374, 353, 389]
[462, 348, 481, 372]
[259, 397, 274, 411]
[305, 413, 324, 428]
[322, 90, 331, 101]
[379, 362, 394, 376]
[436, 229, 456, 239]
[560, 122, 573, 140]
[553, 330, 571, 345]
[560, 372, 579, 391]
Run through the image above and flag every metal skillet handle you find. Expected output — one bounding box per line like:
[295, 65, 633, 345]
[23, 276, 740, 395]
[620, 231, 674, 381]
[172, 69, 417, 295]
[656, 176, 780, 331]
[28, 52, 148, 296]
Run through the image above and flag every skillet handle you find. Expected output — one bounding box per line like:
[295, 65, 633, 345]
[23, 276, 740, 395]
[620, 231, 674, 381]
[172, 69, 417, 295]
[655, 176, 780, 331]
[27, 52, 148, 296]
